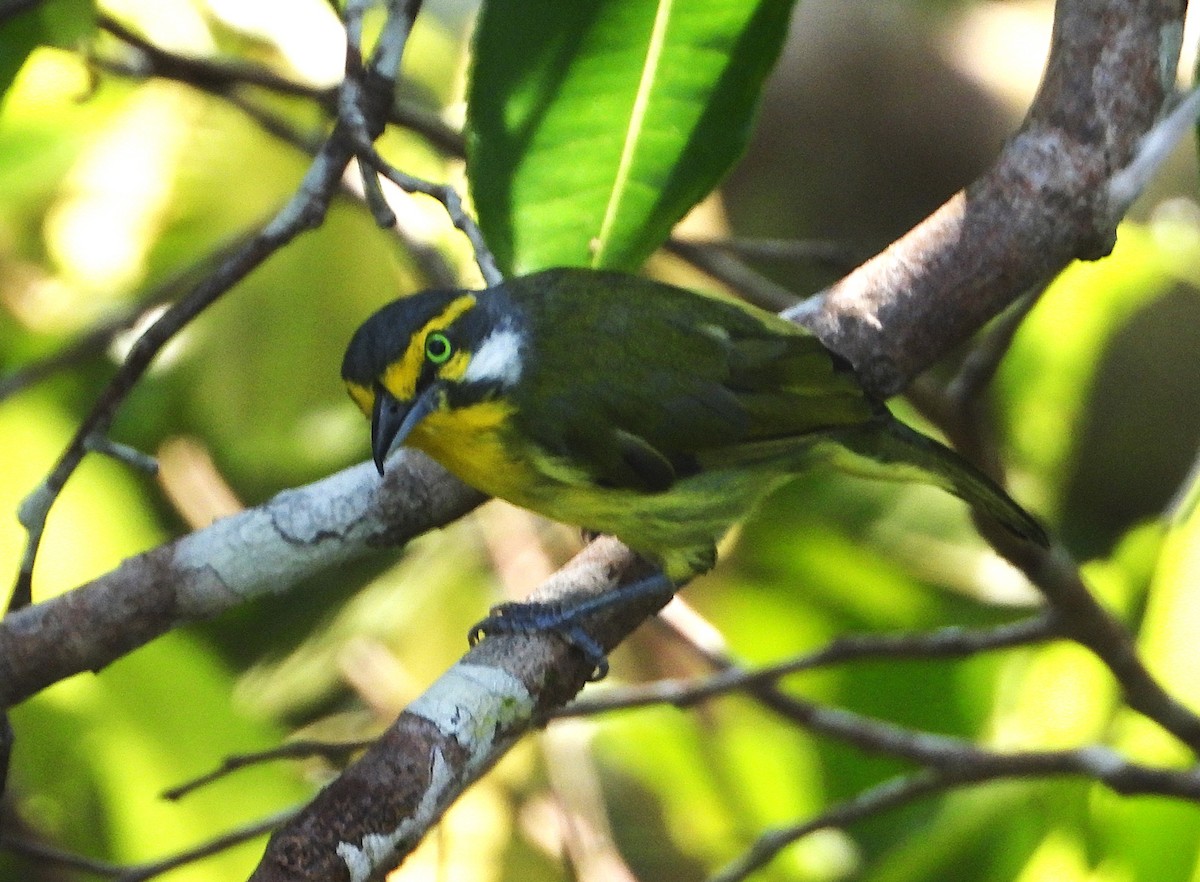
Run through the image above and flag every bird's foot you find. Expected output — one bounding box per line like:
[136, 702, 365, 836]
[468, 573, 676, 681]
[470, 601, 610, 679]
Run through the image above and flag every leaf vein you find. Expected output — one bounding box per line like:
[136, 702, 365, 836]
[591, 0, 674, 268]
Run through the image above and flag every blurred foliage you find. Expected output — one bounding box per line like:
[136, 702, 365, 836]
[0, 1, 1198, 881]
[0, 0, 95, 108]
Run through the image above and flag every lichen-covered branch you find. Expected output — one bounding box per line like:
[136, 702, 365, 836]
[0, 455, 482, 707]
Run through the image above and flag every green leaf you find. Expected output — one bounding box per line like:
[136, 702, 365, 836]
[0, 0, 96, 108]
[467, 0, 796, 275]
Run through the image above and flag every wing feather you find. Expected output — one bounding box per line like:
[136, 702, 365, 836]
[507, 269, 877, 492]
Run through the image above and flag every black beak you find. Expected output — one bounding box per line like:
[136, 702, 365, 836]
[371, 385, 439, 474]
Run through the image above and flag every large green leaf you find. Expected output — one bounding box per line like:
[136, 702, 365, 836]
[467, 0, 796, 275]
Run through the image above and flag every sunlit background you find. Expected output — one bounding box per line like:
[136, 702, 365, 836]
[1, 0, 1199, 880]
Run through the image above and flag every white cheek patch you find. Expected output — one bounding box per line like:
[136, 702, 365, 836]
[463, 326, 524, 387]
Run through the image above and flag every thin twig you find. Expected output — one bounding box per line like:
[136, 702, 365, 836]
[709, 771, 953, 882]
[945, 284, 1047, 411]
[359, 138, 503, 285]
[83, 434, 158, 474]
[94, 12, 464, 155]
[999, 532, 1200, 754]
[164, 738, 374, 801]
[906, 281, 1048, 474]
[1, 834, 126, 876]
[674, 235, 864, 270]
[10, 133, 357, 612]
[1109, 86, 1200, 216]
[0, 307, 140, 404]
[903, 283, 1047, 488]
[555, 612, 1060, 718]
[97, 14, 327, 99]
[664, 237, 803, 311]
[1, 808, 296, 881]
[0, 230, 257, 404]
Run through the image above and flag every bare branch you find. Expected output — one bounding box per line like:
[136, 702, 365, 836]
[0, 230, 260, 405]
[9, 0, 429, 613]
[989, 531, 1200, 752]
[904, 281, 1048, 480]
[664, 237, 805, 311]
[83, 434, 158, 474]
[93, 13, 465, 156]
[665, 235, 866, 313]
[945, 284, 1047, 422]
[709, 771, 954, 882]
[0, 454, 483, 707]
[2, 809, 296, 881]
[249, 536, 659, 882]
[360, 141, 503, 285]
[96, 14, 331, 101]
[790, 0, 1187, 398]
[1109, 86, 1200, 213]
[164, 738, 374, 801]
[677, 236, 863, 270]
[554, 613, 1061, 717]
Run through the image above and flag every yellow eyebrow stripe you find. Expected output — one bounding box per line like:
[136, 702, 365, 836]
[383, 294, 477, 399]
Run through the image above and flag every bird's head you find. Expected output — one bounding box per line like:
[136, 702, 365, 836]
[342, 285, 525, 473]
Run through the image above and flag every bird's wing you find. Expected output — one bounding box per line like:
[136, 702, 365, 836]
[513, 270, 878, 492]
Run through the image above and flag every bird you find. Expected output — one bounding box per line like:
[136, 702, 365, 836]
[342, 267, 1047, 673]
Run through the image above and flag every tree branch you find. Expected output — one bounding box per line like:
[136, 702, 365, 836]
[554, 613, 1061, 717]
[2, 808, 298, 881]
[0, 454, 482, 707]
[0, 231, 258, 405]
[9, 0, 430, 612]
[709, 771, 955, 882]
[93, 13, 465, 156]
[790, 0, 1186, 398]
[248, 535, 658, 881]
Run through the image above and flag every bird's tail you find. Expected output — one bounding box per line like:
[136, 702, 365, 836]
[826, 415, 1049, 548]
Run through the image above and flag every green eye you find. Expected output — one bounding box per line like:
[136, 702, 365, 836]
[425, 332, 453, 364]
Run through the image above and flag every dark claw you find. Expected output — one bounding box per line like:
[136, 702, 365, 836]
[466, 572, 676, 681]
[468, 600, 611, 679]
[562, 625, 608, 680]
